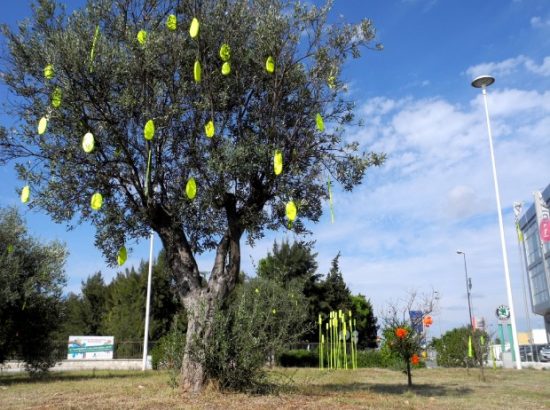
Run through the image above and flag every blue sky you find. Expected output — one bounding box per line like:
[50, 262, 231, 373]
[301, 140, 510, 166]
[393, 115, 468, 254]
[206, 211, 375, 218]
[2, 0, 550, 339]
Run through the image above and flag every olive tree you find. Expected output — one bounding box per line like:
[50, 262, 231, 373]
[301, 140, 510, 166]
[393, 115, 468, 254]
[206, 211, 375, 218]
[0, 0, 384, 391]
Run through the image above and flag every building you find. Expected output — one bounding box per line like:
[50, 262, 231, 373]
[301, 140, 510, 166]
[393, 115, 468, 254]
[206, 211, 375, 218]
[518, 183, 550, 342]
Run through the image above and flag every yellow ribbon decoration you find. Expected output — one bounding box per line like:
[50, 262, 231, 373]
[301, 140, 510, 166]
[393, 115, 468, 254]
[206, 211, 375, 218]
[37, 117, 48, 135]
[286, 200, 297, 228]
[144, 119, 155, 140]
[137, 30, 147, 45]
[221, 62, 231, 75]
[186, 177, 197, 200]
[166, 14, 177, 31]
[274, 150, 283, 175]
[82, 132, 95, 153]
[189, 18, 199, 38]
[194, 60, 202, 83]
[117, 246, 127, 266]
[21, 185, 30, 203]
[89, 25, 100, 73]
[44, 64, 55, 80]
[316, 113, 325, 132]
[51, 88, 62, 108]
[90, 192, 103, 210]
[468, 335, 473, 358]
[265, 56, 275, 73]
[516, 223, 524, 242]
[205, 120, 215, 138]
[219, 44, 231, 61]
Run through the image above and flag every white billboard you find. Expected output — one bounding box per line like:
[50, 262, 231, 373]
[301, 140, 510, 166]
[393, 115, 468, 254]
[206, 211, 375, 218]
[67, 336, 114, 360]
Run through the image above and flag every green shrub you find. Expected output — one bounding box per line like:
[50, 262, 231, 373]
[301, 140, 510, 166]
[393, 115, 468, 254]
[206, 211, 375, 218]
[278, 349, 318, 367]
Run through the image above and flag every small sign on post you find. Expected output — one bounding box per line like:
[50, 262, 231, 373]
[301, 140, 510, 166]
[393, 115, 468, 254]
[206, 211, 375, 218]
[540, 219, 550, 243]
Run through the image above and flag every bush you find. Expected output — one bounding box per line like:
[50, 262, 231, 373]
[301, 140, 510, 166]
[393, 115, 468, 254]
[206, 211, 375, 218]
[150, 319, 186, 388]
[278, 349, 318, 367]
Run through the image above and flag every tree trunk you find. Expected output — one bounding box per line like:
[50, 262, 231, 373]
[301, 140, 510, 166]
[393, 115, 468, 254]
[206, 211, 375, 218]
[406, 361, 412, 387]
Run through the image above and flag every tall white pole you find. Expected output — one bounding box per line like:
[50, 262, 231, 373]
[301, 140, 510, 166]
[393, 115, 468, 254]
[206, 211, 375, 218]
[142, 230, 154, 371]
[480, 85, 522, 369]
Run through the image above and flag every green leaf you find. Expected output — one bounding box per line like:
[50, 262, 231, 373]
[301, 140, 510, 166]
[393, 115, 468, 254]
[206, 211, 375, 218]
[186, 177, 197, 200]
[144, 119, 155, 140]
[90, 192, 103, 210]
[82, 132, 95, 153]
[189, 18, 200, 38]
[166, 14, 177, 31]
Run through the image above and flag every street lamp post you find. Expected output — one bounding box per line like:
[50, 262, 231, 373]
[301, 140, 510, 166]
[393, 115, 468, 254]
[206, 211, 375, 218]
[456, 251, 474, 330]
[471, 75, 522, 369]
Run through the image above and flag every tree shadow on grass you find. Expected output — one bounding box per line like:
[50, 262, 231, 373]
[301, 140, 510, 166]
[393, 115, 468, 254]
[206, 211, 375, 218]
[294, 382, 473, 398]
[0, 370, 148, 386]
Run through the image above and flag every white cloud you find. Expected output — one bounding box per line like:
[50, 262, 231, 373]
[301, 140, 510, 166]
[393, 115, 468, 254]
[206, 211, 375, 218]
[531, 16, 550, 29]
[466, 55, 550, 79]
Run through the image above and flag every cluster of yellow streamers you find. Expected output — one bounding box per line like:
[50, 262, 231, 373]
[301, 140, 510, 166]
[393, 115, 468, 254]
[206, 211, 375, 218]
[319, 310, 358, 370]
[29, 14, 335, 267]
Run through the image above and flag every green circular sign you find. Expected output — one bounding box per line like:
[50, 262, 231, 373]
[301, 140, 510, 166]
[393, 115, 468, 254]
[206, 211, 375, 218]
[496, 305, 510, 321]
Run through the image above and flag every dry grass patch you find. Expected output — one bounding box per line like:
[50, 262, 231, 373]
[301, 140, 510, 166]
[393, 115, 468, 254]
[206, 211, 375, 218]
[0, 367, 548, 409]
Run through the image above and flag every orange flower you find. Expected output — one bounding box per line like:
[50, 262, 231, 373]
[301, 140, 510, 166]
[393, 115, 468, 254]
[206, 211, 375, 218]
[411, 354, 420, 365]
[395, 327, 408, 339]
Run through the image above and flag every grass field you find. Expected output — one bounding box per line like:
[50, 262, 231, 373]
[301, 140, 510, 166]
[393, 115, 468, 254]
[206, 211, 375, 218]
[0, 367, 549, 409]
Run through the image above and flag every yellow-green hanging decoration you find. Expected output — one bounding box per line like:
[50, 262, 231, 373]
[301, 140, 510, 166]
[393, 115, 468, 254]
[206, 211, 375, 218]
[90, 192, 103, 210]
[468, 335, 473, 358]
[189, 17, 200, 38]
[82, 132, 95, 153]
[44, 64, 55, 80]
[51, 88, 62, 108]
[204, 120, 215, 138]
[20, 185, 30, 204]
[186, 177, 197, 200]
[273, 150, 283, 175]
[327, 177, 334, 223]
[144, 119, 155, 140]
[286, 200, 297, 227]
[166, 14, 177, 31]
[221, 62, 231, 76]
[219, 44, 231, 61]
[194, 60, 202, 83]
[327, 70, 336, 89]
[89, 25, 100, 73]
[7, 244, 14, 254]
[265, 56, 275, 73]
[117, 246, 127, 266]
[316, 113, 325, 132]
[137, 30, 147, 45]
[38, 117, 48, 135]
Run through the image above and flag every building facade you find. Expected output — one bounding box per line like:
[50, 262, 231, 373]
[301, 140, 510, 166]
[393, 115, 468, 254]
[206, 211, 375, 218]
[518, 183, 550, 342]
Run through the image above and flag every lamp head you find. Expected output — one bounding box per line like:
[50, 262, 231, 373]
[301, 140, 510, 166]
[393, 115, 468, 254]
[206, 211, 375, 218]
[456, 250, 464, 255]
[471, 75, 495, 88]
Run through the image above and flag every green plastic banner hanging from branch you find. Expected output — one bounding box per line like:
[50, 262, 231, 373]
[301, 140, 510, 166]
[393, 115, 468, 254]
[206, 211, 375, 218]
[316, 113, 325, 132]
[51, 88, 62, 108]
[117, 246, 127, 266]
[89, 25, 100, 73]
[186, 177, 197, 200]
[166, 14, 177, 31]
[205, 120, 215, 138]
[194, 60, 202, 83]
[137, 30, 147, 45]
[189, 18, 200, 38]
[82, 132, 95, 153]
[144, 119, 155, 140]
[90, 192, 103, 210]
[38, 117, 48, 135]
[274, 150, 283, 175]
[327, 177, 334, 223]
[20, 185, 30, 204]
[44, 64, 55, 80]
[265, 56, 275, 73]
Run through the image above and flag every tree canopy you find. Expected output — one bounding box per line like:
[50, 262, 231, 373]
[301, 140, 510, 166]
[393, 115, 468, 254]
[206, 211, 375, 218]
[1, 0, 384, 390]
